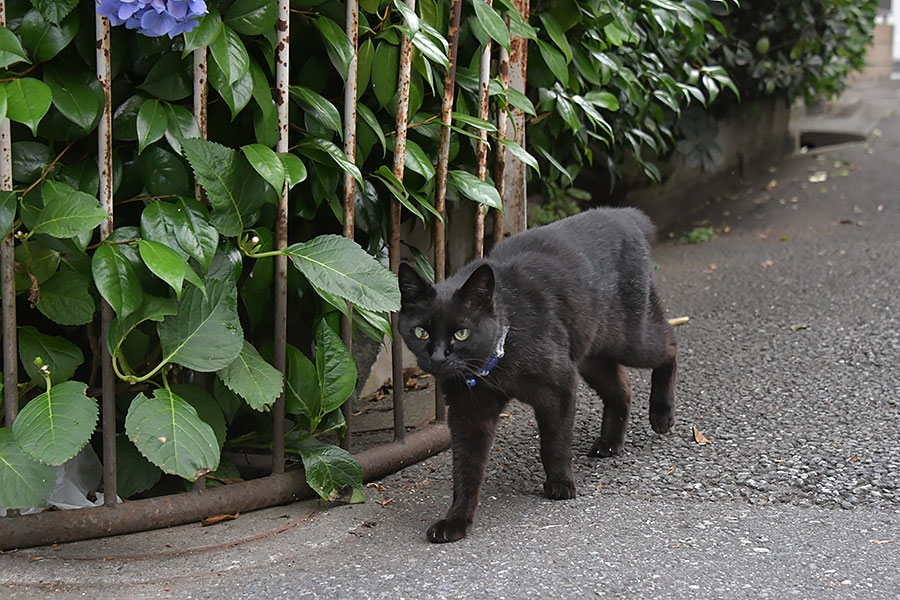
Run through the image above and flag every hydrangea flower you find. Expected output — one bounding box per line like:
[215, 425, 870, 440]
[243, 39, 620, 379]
[96, 0, 207, 38]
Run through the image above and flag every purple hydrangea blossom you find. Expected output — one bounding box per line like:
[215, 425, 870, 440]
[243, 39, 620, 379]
[96, 0, 207, 38]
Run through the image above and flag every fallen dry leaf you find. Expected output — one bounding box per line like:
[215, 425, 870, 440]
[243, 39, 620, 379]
[765, 179, 777, 190]
[376, 498, 394, 507]
[692, 427, 711, 445]
[366, 482, 386, 492]
[668, 316, 690, 326]
[761, 259, 774, 268]
[809, 171, 827, 183]
[790, 324, 810, 331]
[202, 512, 239, 527]
[871, 539, 895, 545]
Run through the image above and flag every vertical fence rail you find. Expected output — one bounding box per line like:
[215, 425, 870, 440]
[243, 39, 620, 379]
[340, 1, 359, 451]
[272, 0, 290, 474]
[1, 0, 16, 428]
[96, 14, 117, 505]
[389, 0, 417, 442]
[431, 0, 463, 423]
[493, 40, 510, 245]
[503, 0, 529, 234]
[473, 0, 493, 258]
[193, 49, 208, 204]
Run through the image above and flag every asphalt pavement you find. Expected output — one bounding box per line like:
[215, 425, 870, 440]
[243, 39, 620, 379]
[4, 81, 900, 599]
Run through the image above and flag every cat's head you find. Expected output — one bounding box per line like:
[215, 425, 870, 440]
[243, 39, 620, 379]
[398, 262, 501, 381]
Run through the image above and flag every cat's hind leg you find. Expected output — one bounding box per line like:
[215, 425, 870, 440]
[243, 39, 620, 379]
[580, 356, 632, 457]
[645, 287, 678, 434]
[530, 379, 578, 499]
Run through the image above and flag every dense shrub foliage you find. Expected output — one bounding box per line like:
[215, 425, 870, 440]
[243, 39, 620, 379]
[0, 0, 874, 510]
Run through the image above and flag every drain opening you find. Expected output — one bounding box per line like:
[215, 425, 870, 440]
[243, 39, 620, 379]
[799, 131, 867, 149]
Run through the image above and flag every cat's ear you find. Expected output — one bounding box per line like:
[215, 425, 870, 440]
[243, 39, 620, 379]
[398, 262, 435, 305]
[456, 264, 494, 312]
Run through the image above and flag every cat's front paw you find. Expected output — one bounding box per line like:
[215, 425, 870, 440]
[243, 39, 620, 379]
[427, 518, 469, 543]
[543, 476, 576, 500]
[649, 409, 674, 434]
[589, 437, 624, 457]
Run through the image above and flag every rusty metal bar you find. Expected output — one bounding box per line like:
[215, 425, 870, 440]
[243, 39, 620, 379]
[340, 0, 359, 452]
[193, 48, 208, 203]
[0, 0, 16, 428]
[272, 0, 290, 474]
[473, 0, 493, 259]
[389, 0, 416, 443]
[502, 0, 529, 234]
[96, 14, 117, 505]
[493, 39, 510, 245]
[0, 423, 450, 550]
[431, 0, 463, 423]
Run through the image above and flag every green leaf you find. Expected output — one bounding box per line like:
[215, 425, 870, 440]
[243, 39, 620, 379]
[139, 239, 186, 299]
[92, 244, 144, 319]
[218, 340, 283, 412]
[0, 427, 56, 509]
[284, 234, 400, 313]
[171, 384, 227, 451]
[141, 201, 187, 260]
[284, 344, 320, 420]
[163, 103, 203, 156]
[447, 170, 503, 210]
[30, 182, 108, 238]
[539, 13, 572, 64]
[0, 26, 31, 69]
[297, 440, 364, 503]
[224, 0, 277, 36]
[12, 381, 98, 466]
[30, 0, 78, 25]
[5, 78, 52, 136]
[315, 320, 356, 415]
[315, 16, 354, 81]
[138, 53, 192, 102]
[241, 143, 285, 193]
[36, 271, 95, 326]
[18, 326, 83, 386]
[356, 38, 374, 99]
[44, 67, 102, 133]
[404, 139, 436, 181]
[115, 434, 162, 499]
[19, 9, 78, 63]
[124, 389, 220, 481]
[183, 4, 223, 54]
[136, 147, 192, 197]
[0, 190, 15, 239]
[472, 0, 510, 51]
[182, 138, 269, 237]
[357, 102, 386, 156]
[107, 295, 177, 363]
[372, 42, 400, 109]
[451, 112, 498, 133]
[583, 90, 619, 111]
[209, 58, 253, 120]
[372, 165, 424, 223]
[173, 198, 219, 272]
[279, 152, 307, 190]
[498, 138, 540, 175]
[157, 278, 243, 372]
[535, 40, 569, 87]
[210, 26, 250, 87]
[137, 99, 168, 155]
[296, 138, 363, 188]
[289, 86, 343, 139]
[0, 86, 6, 123]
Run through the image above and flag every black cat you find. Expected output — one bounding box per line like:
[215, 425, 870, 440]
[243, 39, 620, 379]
[398, 207, 677, 543]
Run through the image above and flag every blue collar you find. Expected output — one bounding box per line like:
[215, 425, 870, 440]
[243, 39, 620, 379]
[466, 326, 509, 388]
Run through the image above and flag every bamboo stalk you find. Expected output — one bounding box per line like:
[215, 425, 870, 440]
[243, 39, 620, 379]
[340, 1, 359, 452]
[272, 0, 290, 474]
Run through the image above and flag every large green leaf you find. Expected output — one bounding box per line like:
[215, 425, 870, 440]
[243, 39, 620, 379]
[241, 143, 285, 194]
[315, 320, 356, 415]
[0, 26, 30, 69]
[36, 271, 95, 326]
[137, 99, 168, 155]
[209, 59, 253, 120]
[139, 239, 186, 299]
[92, 244, 144, 319]
[0, 190, 16, 239]
[218, 340, 283, 412]
[18, 326, 83, 386]
[184, 4, 223, 54]
[539, 13, 572, 63]
[171, 384, 227, 450]
[136, 147, 192, 196]
[124, 389, 220, 481]
[157, 278, 243, 372]
[297, 440, 364, 503]
[0, 428, 56, 509]
[472, 0, 510, 51]
[210, 25, 250, 86]
[19, 9, 78, 63]
[115, 434, 162, 499]
[447, 170, 503, 210]
[107, 295, 177, 363]
[30, 182, 109, 238]
[315, 16, 354, 81]
[173, 198, 219, 272]
[284, 343, 320, 420]
[44, 67, 102, 133]
[535, 39, 569, 87]
[182, 138, 268, 237]
[279, 152, 307, 190]
[5, 77, 52, 136]
[138, 53, 192, 101]
[295, 138, 362, 187]
[140, 201, 187, 259]
[371, 42, 399, 109]
[225, 0, 277, 36]
[289, 86, 343, 139]
[163, 104, 203, 155]
[12, 381, 98, 466]
[284, 234, 400, 313]
[31, 0, 78, 25]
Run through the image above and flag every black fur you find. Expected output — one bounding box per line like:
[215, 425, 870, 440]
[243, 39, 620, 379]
[398, 208, 678, 543]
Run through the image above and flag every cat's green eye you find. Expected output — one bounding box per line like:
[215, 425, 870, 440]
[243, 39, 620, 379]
[414, 326, 429, 340]
[454, 328, 470, 341]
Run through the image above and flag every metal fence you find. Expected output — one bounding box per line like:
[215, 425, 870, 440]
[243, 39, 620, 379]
[0, 0, 529, 549]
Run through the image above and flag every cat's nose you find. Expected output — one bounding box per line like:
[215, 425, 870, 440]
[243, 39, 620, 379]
[430, 345, 449, 364]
